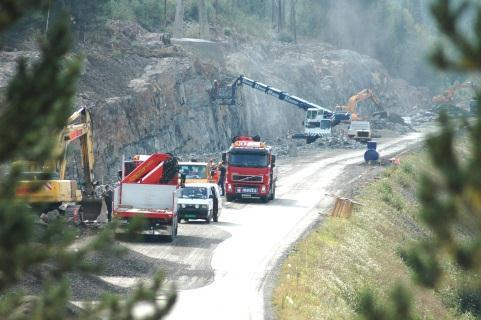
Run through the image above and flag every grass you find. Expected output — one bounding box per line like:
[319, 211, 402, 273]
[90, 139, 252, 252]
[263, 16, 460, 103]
[273, 153, 477, 320]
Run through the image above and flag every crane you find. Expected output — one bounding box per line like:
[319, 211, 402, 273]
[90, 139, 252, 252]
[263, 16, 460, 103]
[210, 75, 350, 143]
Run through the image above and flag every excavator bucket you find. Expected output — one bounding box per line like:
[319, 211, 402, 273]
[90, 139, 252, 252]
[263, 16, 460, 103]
[79, 198, 103, 222]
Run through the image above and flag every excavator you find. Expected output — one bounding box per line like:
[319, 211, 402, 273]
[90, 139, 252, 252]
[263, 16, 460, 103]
[210, 75, 350, 143]
[337, 89, 386, 121]
[432, 81, 475, 105]
[16, 107, 102, 223]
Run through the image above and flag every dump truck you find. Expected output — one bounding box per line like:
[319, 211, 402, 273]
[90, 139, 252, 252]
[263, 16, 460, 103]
[222, 136, 277, 203]
[113, 153, 180, 241]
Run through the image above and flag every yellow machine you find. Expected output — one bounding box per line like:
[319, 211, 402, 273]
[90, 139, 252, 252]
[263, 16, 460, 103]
[338, 89, 384, 121]
[16, 107, 101, 220]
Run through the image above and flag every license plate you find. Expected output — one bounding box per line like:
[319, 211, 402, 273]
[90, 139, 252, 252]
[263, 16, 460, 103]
[184, 214, 197, 218]
[236, 187, 257, 194]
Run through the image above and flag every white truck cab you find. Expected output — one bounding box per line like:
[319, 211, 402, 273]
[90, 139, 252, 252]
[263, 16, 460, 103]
[176, 183, 222, 223]
[347, 120, 372, 142]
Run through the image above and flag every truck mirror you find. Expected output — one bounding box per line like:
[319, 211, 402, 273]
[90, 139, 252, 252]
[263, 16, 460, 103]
[302, 121, 304, 126]
[222, 152, 227, 162]
[271, 155, 276, 167]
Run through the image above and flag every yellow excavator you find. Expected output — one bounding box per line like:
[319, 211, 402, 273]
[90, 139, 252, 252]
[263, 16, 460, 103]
[16, 107, 102, 223]
[337, 89, 386, 121]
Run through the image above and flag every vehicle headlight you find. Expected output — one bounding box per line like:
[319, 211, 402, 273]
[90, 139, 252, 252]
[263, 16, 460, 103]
[201, 204, 208, 209]
[195, 204, 200, 209]
[181, 204, 186, 208]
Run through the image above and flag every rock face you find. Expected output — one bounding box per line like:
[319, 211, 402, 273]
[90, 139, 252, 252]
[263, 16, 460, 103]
[0, 21, 431, 180]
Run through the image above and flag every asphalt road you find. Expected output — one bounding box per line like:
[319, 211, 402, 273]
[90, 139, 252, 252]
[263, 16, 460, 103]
[97, 131, 425, 320]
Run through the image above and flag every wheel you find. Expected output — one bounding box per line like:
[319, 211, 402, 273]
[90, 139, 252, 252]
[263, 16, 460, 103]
[226, 194, 235, 202]
[205, 211, 212, 224]
[261, 196, 269, 203]
[269, 183, 276, 200]
[166, 220, 177, 242]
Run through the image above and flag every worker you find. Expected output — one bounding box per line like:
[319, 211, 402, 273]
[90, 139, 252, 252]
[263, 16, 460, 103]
[217, 161, 226, 196]
[103, 185, 113, 222]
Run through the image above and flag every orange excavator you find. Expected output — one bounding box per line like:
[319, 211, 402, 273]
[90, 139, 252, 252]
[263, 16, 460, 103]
[432, 81, 475, 105]
[337, 89, 385, 121]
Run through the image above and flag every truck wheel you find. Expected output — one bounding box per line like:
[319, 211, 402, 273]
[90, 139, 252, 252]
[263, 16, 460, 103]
[269, 183, 276, 200]
[261, 196, 269, 203]
[226, 194, 235, 202]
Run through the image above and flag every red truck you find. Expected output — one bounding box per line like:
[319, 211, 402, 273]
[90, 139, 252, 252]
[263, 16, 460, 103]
[222, 136, 277, 203]
[113, 153, 180, 241]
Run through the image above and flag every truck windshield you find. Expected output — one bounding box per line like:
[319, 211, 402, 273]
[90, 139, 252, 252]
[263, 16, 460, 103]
[179, 165, 207, 179]
[228, 152, 268, 168]
[178, 187, 208, 199]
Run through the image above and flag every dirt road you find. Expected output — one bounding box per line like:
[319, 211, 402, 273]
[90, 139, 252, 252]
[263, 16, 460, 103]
[92, 131, 423, 320]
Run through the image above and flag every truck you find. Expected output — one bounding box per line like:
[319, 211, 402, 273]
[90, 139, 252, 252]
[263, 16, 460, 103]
[347, 121, 372, 143]
[222, 136, 277, 203]
[113, 153, 180, 241]
[178, 161, 216, 184]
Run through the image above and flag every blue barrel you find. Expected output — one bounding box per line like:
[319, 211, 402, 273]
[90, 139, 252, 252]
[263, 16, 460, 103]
[364, 149, 379, 162]
[367, 141, 377, 150]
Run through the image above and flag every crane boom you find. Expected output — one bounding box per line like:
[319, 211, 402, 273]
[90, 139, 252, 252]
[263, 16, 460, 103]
[233, 75, 333, 116]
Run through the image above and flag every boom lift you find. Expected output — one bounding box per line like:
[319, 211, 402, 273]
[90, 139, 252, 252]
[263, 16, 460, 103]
[16, 107, 102, 222]
[210, 75, 350, 144]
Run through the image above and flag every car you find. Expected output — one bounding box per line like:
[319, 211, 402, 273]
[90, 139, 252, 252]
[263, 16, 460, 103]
[176, 183, 223, 223]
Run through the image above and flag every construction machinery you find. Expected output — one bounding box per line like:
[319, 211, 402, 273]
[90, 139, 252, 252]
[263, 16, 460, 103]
[336, 89, 386, 121]
[210, 75, 348, 144]
[113, 153, 180, 241]
[16, 107, 102, 223]
[432, 81, 475, 105]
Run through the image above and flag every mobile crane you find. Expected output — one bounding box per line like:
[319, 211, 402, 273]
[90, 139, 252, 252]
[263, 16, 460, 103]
[210, 75, 350, 144]
[16, 107, 102, 223]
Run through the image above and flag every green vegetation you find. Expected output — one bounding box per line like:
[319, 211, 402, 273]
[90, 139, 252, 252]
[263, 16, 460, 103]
[0, 2, 174, 319]
[273, 154, 476, 319]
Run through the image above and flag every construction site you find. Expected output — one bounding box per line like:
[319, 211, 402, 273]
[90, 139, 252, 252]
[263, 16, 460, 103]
[1, 1, 481, 319]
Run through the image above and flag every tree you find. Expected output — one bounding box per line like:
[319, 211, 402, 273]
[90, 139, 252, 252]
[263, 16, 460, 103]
[198, 0, 209, 39]
[0, 1, 175, 319]
[174, 0, 184, 37]
[359, 0, 481, 318]
[289, 0, 297, 42]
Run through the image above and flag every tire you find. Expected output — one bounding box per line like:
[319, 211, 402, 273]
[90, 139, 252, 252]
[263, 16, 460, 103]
[205, 211, 212, 224]
[269, 183, 276, 200]
[261, 196, 269, 203]
[226, 194, 235, 202]
[166, 220, 176, 242]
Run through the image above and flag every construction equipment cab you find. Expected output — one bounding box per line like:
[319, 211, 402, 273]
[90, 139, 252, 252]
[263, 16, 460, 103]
[222, 136, 277, 203]
[113, 153, 180, 242]
[178, 161, 216, 184]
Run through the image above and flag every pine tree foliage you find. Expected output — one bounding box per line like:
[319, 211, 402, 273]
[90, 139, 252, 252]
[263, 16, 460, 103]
[0, 2, 175, 319]
[360, 0, 481, 318]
